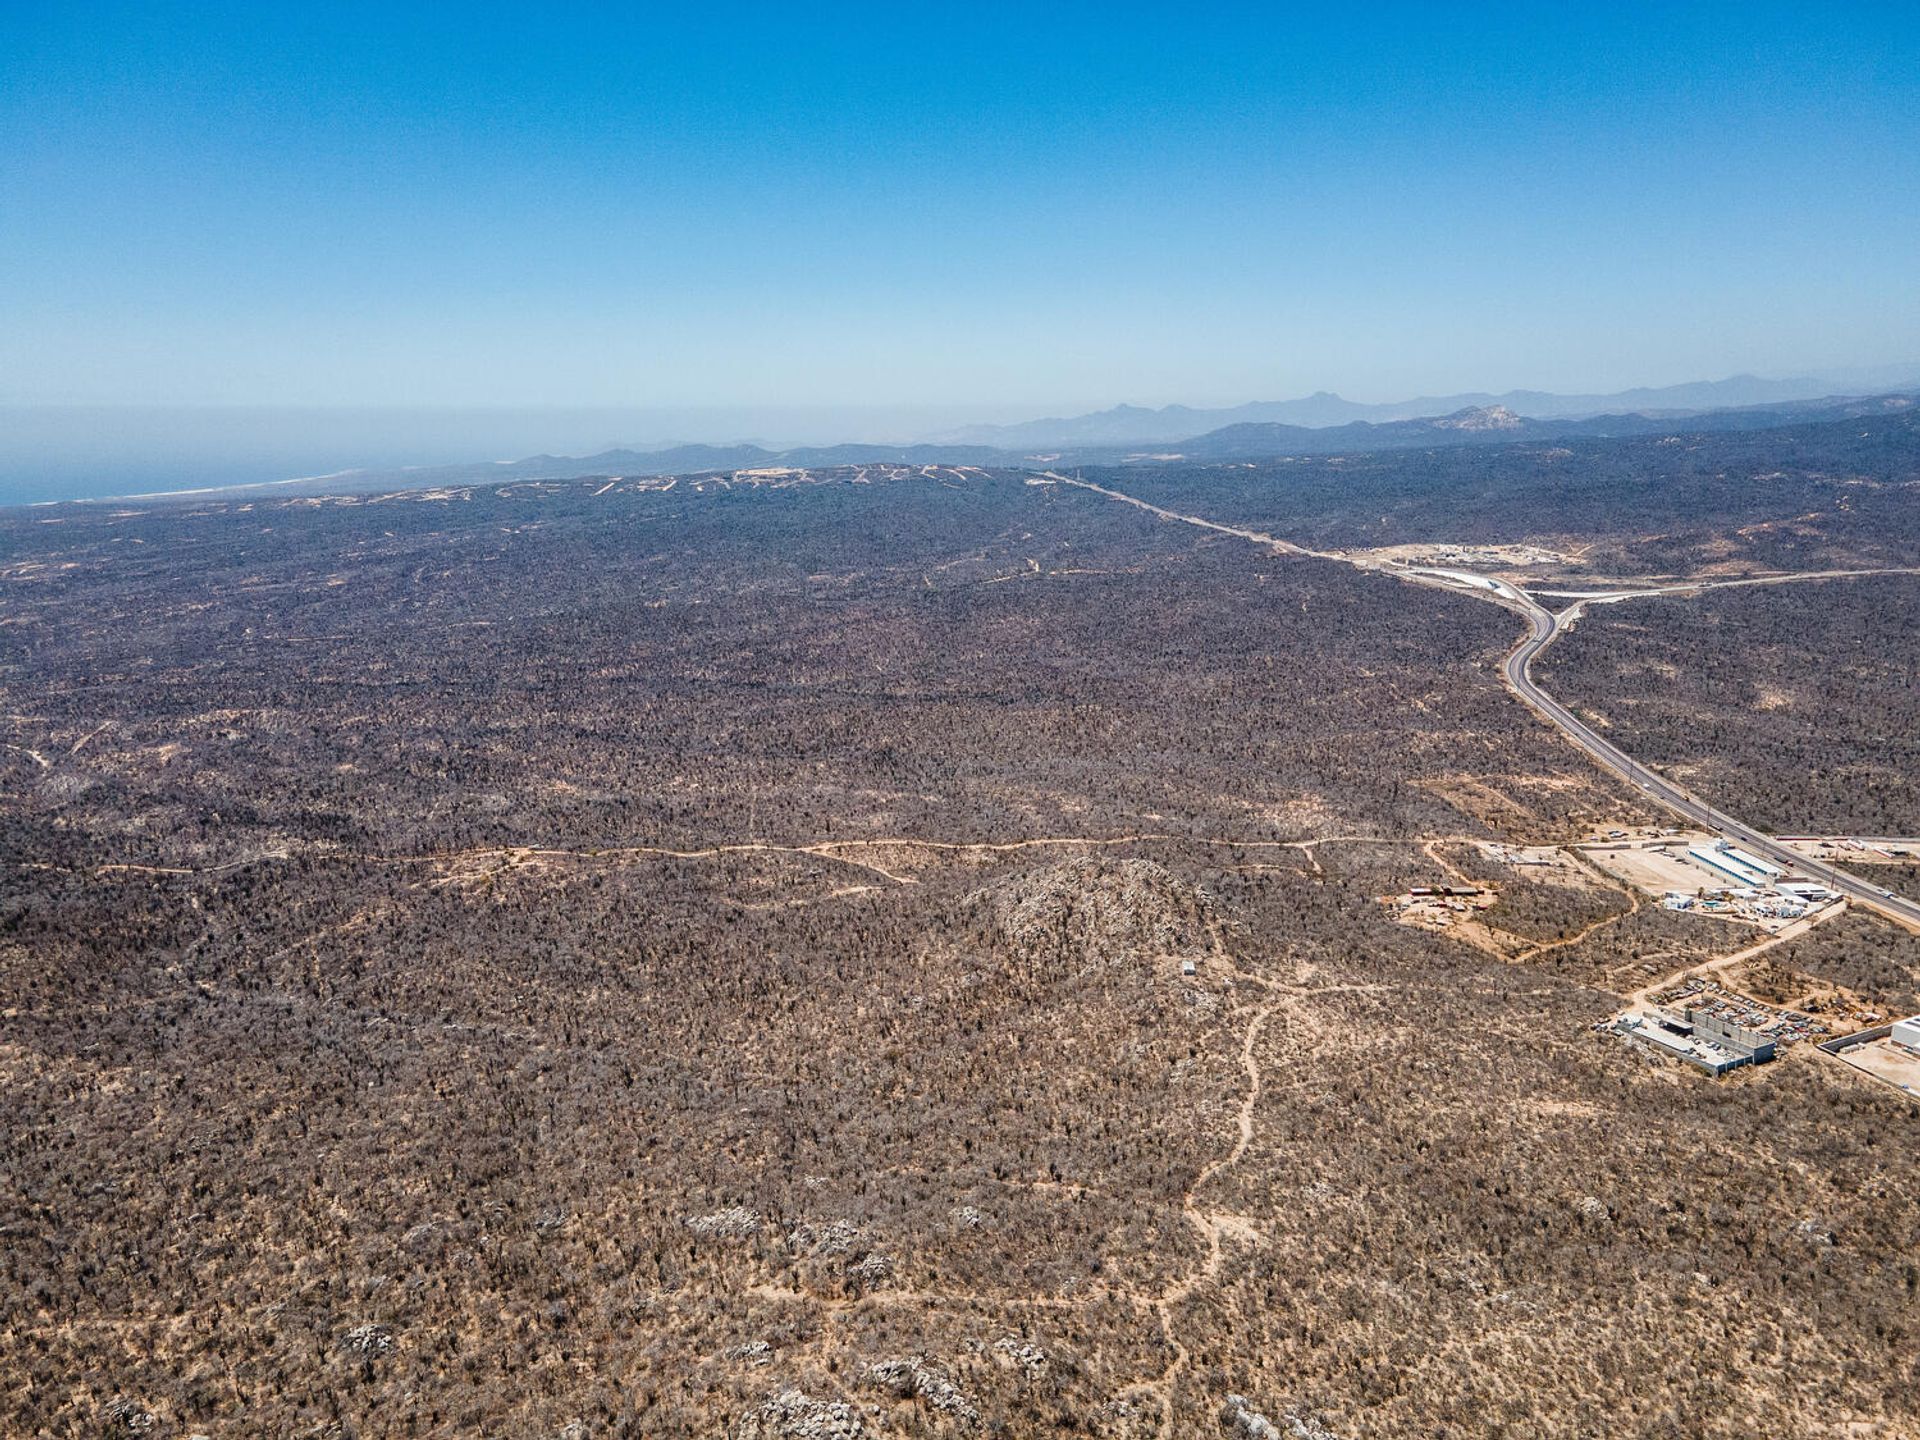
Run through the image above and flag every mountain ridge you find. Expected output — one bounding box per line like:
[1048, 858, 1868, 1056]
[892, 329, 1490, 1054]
[79, 390, 1919, 505]
[932, 369, 1920, 448]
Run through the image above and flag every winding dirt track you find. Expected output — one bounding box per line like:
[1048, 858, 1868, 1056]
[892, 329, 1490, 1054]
[732, 990, 1285, 1440]
[37, 475, 1918, 1429]
[1625, 900, 1846, 1008]
[56, 830, 1473, 886]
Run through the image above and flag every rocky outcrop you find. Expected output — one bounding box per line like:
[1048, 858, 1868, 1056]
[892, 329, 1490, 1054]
[737, 1388, 866, 1439]
[863, 1356, 979, 1423]
[977, 858, 1220, 968]
[685, 1206, 761, 1240]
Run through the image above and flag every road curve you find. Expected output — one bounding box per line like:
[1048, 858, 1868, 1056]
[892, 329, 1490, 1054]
[1533, 565, 1920, 603]
[1484, 576, 1920, 931]
[1050, 475, 1920, 929]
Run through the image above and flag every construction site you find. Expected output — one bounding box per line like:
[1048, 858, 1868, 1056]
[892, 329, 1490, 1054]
[1602, 1007, 1779, 1076]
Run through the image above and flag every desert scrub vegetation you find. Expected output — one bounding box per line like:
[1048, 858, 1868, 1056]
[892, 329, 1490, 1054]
[2, 464, 1916, 1436]
[1538, 575, 1920, 839]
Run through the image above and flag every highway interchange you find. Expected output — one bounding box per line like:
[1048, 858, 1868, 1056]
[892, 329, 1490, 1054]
[1403, 565, 1920, 931]
[1047, 469, 1920, 931]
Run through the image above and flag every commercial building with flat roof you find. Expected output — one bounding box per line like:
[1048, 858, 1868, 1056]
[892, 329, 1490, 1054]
[1612, 1005, 1779, 1076]
[1689, 1009, 1777, 1064]
[1721, 844, 1782, 880]
[1686, 842, 1774, 888]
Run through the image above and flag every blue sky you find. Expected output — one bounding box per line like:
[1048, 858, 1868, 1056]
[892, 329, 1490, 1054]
[3, 1, 1917, 411]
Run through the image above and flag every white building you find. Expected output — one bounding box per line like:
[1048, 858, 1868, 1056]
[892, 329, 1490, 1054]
[1687, 842, 1772, 888]
[1722, 843, 1783, 881]
[1776, 880, 1835, 903]
[1893, 1016, 1920, 1053]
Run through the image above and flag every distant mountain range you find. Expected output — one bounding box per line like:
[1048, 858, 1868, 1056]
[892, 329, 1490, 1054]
[78, 384, 1920, 506]
[132, 389, 1918, 503]
[461, 391, 1916, 476]
[1148, 391, 1920, 461]
[931, 370, 1920, 449]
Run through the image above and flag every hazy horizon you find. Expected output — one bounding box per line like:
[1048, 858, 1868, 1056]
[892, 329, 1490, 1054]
[4, 4, 1917, 504]
[7, 358, 1920, 507]
[4, 360, 1920, 505]
[6, 5, 1918, 420]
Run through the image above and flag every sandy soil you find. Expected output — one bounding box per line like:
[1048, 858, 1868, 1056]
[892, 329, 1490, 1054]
[1836, 1037, 1920, 1095]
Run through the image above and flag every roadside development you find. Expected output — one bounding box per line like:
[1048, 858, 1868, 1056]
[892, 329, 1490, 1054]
[1045, 472, 1920, 1093]
[1404, 563, 1920, 933]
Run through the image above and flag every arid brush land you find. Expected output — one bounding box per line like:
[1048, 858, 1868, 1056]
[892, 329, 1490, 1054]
[3, 413, 1919, 1438]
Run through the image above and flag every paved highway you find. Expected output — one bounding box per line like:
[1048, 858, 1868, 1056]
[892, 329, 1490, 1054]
[1052, 473, 1920, 931]
[1405, 567, 1920, 931]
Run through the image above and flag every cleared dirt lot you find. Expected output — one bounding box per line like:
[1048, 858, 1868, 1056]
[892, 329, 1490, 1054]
[1778, 836, 1920, 865]
[1836, 1037, 1920, 1095]
[1581, 836, 1728, 897]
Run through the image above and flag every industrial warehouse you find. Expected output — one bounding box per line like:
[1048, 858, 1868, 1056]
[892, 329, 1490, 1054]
[1581, 833, 1844, 930]
[1586, 824, 1920, 1084]
[1606, 1008, 1779, 1076]
[1684, 838, 1781, 888]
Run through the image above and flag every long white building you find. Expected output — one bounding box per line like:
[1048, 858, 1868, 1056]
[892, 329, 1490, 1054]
[1686, 841, 1773, 888]
[1721, 843, 1783, 880]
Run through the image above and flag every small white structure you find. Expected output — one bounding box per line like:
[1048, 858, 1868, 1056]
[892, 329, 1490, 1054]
[1893, 1016, 1920, 1054]
[1776, 880, 1835, 903]
[1181, 958, 1197, 977]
